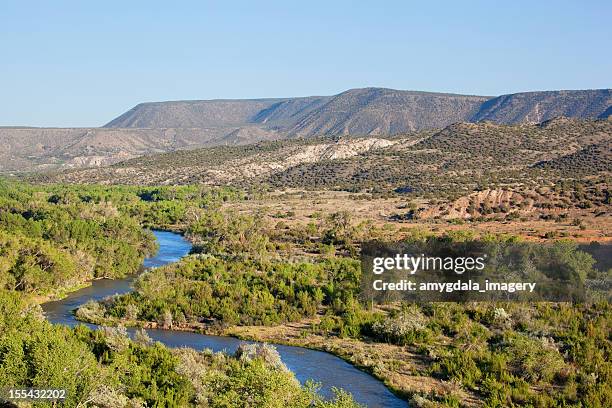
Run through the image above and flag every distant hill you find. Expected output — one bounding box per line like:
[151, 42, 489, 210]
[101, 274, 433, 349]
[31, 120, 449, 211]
[267, 118, 611, 193]
[533, 138, 612, 173]
[1, 87, 610, 173]
[0, 127, 232, 173]
[103, 88, 491, 135]
[43, 118, 611, 194]
[104, 88, 610, 137]
[471, 89, 611, 124]
[104, 99, 286, 128]
[287, 88, 489, 136]
[598, 105, 612, 119]
[251, 96, 333, 127]
[104, 95, 335, 129]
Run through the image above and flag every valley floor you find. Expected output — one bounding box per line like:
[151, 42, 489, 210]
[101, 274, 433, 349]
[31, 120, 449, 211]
[224, 189, 612, 243]
[2, 181, 609, 407]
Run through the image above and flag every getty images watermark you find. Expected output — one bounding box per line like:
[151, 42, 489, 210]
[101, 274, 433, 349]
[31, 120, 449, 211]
[360, 240, 609, 303]
[371, 253, 536, 294]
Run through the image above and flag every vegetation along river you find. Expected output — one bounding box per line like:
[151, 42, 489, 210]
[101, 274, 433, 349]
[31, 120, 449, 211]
[42, 230, 407, 408]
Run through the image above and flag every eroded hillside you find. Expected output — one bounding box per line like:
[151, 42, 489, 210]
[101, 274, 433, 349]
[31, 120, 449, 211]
[44, 137, 400, 185]
[41, 119, 611, 197]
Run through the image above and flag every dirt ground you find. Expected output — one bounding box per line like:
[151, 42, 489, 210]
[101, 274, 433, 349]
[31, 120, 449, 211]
[226, 190, 612, 243]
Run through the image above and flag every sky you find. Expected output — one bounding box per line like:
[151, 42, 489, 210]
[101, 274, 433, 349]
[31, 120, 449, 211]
[1, 0, 610, 127]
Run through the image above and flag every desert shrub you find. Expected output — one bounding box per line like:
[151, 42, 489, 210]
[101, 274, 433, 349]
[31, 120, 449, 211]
[504, 334, 566, 383]
[432, 349, 482, 389]
[371, 304, 432, 345]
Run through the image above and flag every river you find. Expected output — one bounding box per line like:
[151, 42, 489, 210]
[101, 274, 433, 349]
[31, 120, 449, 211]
[42, 230, 407, 408]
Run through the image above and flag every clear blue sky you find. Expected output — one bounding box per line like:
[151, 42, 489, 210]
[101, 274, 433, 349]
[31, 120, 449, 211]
[1, 0, 610, 127]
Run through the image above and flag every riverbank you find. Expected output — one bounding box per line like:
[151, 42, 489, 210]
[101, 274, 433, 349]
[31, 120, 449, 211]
[46, 230, 408, 407]
[224, 321, 483, 407]
[75, 310, 481, 407]
[31, 281, 91, 304]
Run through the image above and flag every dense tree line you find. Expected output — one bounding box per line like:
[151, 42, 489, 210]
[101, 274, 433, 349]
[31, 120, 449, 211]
[79, 256, 361, 328]
[0, 181, 158, 295]
[0, 181, 244, 297]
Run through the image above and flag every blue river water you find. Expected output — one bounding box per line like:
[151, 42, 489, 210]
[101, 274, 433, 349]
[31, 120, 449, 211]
[42, 230, 407, 408]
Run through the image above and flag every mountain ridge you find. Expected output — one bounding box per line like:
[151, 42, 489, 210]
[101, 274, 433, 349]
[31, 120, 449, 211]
[470, 89, 612, 124]
[104, 87, 610, 133]
[286, 88, 489, 136]
[1, 87, 610, 173]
